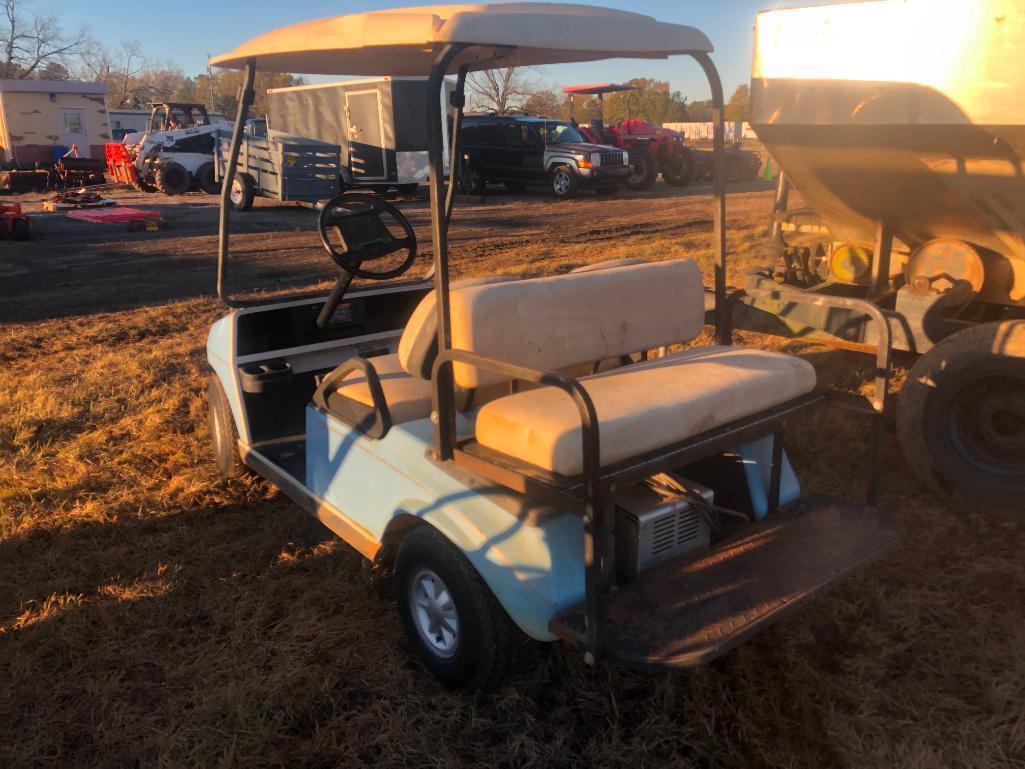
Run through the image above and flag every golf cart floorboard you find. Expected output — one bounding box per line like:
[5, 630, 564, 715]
[548, 495, 902, 670]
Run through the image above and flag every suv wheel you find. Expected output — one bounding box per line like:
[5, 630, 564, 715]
[462, 164, 486, 195]
[550, 165, 577, 199]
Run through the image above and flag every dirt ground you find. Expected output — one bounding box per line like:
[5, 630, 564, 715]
[1, 181, 1023, 769]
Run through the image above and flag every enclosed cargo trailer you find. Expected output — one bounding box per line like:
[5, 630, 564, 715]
[267, 77, 453, 192]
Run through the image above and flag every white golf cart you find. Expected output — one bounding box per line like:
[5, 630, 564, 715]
[207, 4, 901, 688]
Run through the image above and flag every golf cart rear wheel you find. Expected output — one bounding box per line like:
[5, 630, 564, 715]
[207, 375, 244, 477]
[625, 151, 657, 190]
[550, 165, 577, 199]
[154, 163, 190, 195]
[897, 320, 1025, 517]
[395, 525, 529, 689]
[195, 162, 220, 195]
[229, 174, 255, 212]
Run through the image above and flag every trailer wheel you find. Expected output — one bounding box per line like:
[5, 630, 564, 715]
[625, 151, 657, 190]
[395, 525, 530, 689]
[229, 174, 255, 212]
[195, 162, 220, 195]
[897, 320, 1025, 517]
[207, 375, 244, 477]
[154, 162, 190, 195]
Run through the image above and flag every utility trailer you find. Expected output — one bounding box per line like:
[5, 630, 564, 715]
[214, 129, 341, 211]
[206, 3, 902, 690]
[737, 0, 1025, 515]
[266, 77, 453, 194]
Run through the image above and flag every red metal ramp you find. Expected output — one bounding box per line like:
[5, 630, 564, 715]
[549, 496, 902, 670]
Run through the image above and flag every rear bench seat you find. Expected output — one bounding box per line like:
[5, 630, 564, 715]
[441, 258, 816, 476]
[331, 258, 816, 476]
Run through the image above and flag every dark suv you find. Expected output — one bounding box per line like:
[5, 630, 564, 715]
[460, 115, 630, 198]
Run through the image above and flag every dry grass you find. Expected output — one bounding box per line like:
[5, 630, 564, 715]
[1, 187, 1023, 768]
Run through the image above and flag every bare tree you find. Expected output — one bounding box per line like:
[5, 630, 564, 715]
[466, 67, 533, 113]
[80, 40, 144, 107]
[0, 0, 88, 79]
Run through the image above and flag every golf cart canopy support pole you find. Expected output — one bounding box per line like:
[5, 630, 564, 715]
[427, 43, 469, 461]
[217, 60, 256, 308]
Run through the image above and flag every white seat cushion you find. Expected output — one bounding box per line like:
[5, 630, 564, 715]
[474, 346, 817, 476]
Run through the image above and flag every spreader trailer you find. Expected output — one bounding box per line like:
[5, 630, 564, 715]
[738, 0, 1025, 515]
[206, 3, 901, 688]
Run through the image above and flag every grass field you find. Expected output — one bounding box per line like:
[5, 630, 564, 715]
[1, 184, 1023, 768]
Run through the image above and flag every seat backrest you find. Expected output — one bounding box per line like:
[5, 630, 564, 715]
[447, 258, 705, 388]
[398, 276, 515, 380]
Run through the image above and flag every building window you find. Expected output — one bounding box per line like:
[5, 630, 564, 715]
[63, 111, 83, 133]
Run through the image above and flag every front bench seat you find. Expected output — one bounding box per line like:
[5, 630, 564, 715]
[474, 345, 816, 476]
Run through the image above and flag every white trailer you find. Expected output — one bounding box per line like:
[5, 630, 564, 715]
[267, 77, 453, 193]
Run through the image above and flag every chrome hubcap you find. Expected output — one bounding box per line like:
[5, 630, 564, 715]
[230, 180, 243, 204]
[553, 172, 570, 195]
[409, 568, 459, 658]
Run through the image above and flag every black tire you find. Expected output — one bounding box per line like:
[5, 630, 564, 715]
[662, 154, 693, 187]
[725, 155, 746, 184]
[897, 321, 1025, 516]
[625, 151, 657, 191]
[395, 525, 530, 689]
[229, 173, 255, 212]
[195, 162, 220, 195]
[550, 165, 577, 199]
[12, 217, 29, 241]
[504, 180, 527, 193]
[595, 185, 621, 196]
[461, 164, 486, 195]
[129, 171, 156, 193]
[154, 162, 190, 195]
[207, 375, 244, 477]
[397, 183, 419, 196]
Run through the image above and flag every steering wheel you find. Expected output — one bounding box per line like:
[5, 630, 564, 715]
[317, 193, 417, 280]
[314, 193, 419, 329]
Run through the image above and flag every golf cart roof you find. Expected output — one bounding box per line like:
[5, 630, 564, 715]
[562, 83, 638, 95]
[209, 3, 713, 76]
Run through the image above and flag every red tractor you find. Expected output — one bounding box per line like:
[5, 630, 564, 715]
[564, 83, 763, 189]
[564, 84, 695, 190]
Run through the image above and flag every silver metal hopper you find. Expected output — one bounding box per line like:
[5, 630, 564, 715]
[750, 0, 1025, 303]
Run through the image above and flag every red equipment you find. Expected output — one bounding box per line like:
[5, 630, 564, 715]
[105, 142, 143, 189]
[563, 83, 693, 190]
[0, 203, 30, 240]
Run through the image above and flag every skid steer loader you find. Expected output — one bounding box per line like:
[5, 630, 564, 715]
[105, 103, 227, 196]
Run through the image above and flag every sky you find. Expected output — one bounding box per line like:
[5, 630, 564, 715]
[55, 0, 812, 100]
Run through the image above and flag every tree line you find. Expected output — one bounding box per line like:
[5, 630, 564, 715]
[2, 0, 747, 124]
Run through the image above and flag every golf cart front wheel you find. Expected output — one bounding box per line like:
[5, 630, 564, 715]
[897, 320, 1025, 517]
[395, 525, 529, 689]
[207, 375, 244, 477]
[229, 174, 256, 212]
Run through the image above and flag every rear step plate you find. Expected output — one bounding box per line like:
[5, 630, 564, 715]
[548, 495, 902, 670]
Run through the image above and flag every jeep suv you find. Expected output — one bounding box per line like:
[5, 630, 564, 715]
[460, 115, 630, 199]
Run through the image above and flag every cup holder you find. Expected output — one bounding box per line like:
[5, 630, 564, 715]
[239, 359, 294, 393]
